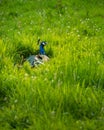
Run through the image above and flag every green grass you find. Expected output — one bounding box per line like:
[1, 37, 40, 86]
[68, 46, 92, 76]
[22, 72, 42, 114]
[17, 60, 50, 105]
[0, 0, 104, 129]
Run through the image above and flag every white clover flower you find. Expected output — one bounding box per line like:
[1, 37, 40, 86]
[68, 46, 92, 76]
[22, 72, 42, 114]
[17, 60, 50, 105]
[17, 31, 20, 34]
[97, 61, 100, 64]
[31, 76, 34, 79]
[24, 73, 28, 77]
[67, 26, 70, 28]
[14, 115, 18, 119]
[59, 14, 62, 17]
[4, 97, 7, 101]
[81, 21, 84, 24]
[48, 28, 50, 31]
[51, 111, 55, 116]
[51, 79, 54, 83]
[14, 99, 18, 103]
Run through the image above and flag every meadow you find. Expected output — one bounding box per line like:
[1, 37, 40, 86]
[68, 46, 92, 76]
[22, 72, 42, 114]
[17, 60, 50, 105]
[0, 0, 104, 129]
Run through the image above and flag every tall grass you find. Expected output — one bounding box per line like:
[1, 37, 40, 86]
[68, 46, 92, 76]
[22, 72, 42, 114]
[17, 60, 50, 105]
[0, 0, 104, 129]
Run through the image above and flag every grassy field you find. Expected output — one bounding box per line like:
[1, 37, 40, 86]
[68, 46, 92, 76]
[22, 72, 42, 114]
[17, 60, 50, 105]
[0, 0, 104, 129]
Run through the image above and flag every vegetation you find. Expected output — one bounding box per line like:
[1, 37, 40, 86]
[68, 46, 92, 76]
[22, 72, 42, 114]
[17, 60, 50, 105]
[0, 0, 104, 129]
